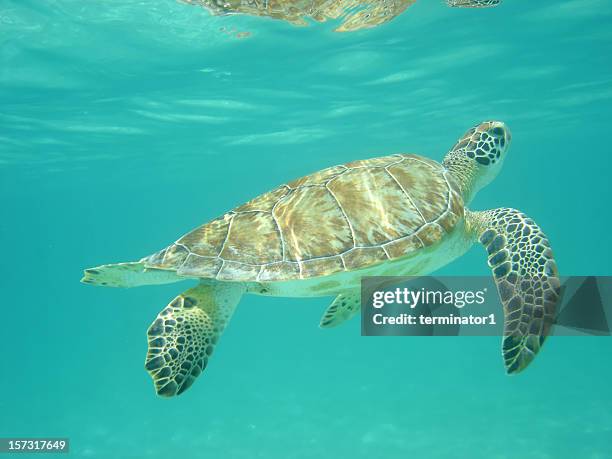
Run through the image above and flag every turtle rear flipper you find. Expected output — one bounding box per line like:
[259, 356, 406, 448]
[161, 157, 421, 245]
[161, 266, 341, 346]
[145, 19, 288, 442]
[145, 282, 244, 397]
[470, 208, 560, 374]
[81, 262, 177, 288]
[319, 291, 361, 328]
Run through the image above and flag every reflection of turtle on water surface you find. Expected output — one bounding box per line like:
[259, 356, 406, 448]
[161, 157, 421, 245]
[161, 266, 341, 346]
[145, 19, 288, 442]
[447, 0, 501, 7]
[183, 0, 501, 33]
[82, 121, 559, 397]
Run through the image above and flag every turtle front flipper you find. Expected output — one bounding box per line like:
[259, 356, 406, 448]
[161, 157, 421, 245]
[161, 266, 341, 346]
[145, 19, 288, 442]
[468, 208, 560, 374]
[319, 291, 361, 328]
[145, 282, 245, 397]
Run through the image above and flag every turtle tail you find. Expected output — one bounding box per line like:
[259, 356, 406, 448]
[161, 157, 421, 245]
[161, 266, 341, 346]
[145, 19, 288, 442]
[81, 262, 178, 288]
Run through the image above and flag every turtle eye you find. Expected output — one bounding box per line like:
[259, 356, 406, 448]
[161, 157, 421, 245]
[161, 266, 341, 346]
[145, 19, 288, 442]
[490, 127, 505, 137]
[486, 124, 511, 145]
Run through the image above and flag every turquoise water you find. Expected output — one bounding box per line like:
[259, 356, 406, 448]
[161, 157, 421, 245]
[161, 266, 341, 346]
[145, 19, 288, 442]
[2, 0, 612, 457]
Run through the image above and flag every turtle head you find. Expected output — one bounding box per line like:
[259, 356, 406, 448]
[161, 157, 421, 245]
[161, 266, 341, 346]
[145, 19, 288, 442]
[442, 121, 511, 204]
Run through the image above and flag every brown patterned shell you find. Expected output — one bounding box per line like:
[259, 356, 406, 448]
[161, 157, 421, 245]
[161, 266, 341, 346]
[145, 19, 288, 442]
[141, 154, 465, 282]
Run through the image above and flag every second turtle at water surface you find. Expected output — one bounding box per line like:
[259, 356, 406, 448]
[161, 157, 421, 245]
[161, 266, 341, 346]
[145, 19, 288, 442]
[82, 121, 560, 397]
[183, 0, 502, 33]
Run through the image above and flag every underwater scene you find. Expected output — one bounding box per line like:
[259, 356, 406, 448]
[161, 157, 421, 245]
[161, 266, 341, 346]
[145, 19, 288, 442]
[2, 0, 612, 457]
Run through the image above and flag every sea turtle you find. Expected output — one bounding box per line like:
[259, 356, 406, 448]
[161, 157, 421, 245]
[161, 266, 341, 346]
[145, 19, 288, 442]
[82, 121, 559, 397]
[183, 0, 502, 33]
